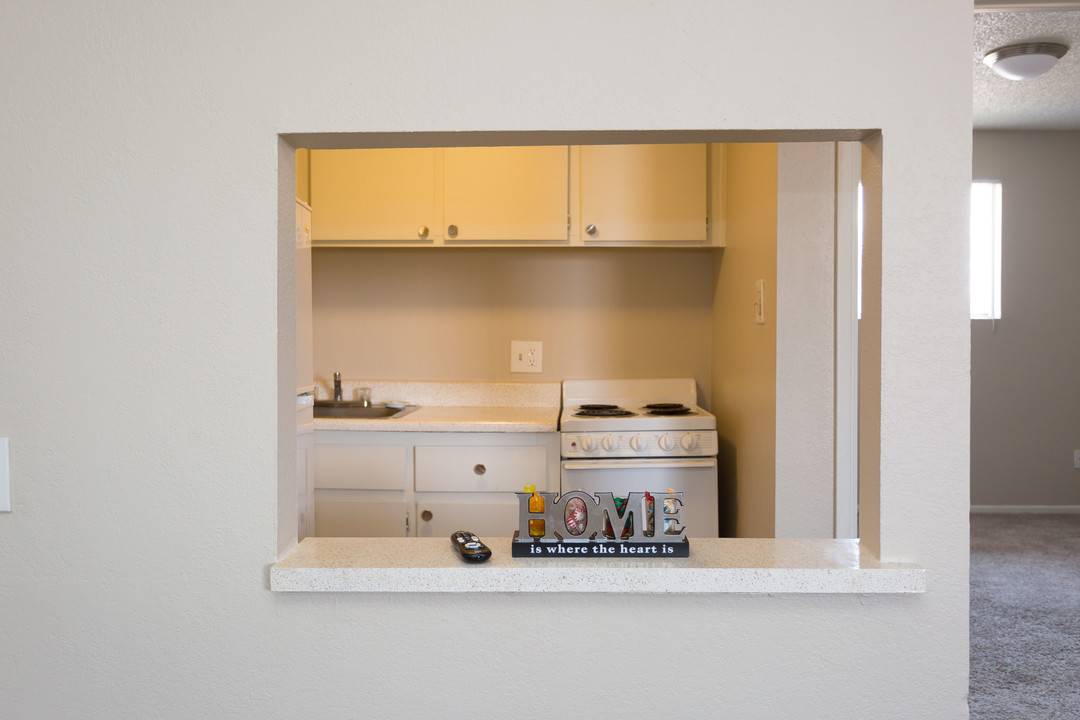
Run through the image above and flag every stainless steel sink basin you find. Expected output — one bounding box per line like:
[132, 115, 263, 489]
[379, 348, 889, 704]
[314, 402, 417, 419]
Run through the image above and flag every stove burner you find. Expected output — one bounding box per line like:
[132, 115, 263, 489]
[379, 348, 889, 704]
[643, 403, 693, 416]
[574, 405, 635, 417]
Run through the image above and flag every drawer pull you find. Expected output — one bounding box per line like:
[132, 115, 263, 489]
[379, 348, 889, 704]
[473, 464, 486, 476]
[421, 509, 433, 522]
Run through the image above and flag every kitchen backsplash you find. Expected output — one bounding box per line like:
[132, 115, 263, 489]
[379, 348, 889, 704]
[313, 379, 561, 408]
[312, 247, 715, 393]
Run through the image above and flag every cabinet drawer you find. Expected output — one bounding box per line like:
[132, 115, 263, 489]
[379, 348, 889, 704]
[414, 445, 547, 492]
[314, 444, 407, 490]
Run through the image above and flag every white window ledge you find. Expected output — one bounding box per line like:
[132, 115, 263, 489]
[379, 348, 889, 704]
[271, 537, 925, 594]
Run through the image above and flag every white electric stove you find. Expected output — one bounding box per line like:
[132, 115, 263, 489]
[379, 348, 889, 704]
[560, 378, 718, 457]
[559, 379, 720, 537]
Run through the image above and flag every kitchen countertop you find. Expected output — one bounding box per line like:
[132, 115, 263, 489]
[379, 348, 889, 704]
[311, 379, 561, 433]
[314, 405, 559, 433]
[270, 537, 926, 594]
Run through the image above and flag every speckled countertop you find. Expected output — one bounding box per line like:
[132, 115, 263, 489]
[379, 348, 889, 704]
[295, 379, 926, 593]
[312, 380, 561, 432]
[271, 537, 926, 594]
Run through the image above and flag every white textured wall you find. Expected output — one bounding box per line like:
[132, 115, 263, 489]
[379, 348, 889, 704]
[971, 131, 1080, 507]
[776, 143, 837, 537]
[0, 2, 971, 718]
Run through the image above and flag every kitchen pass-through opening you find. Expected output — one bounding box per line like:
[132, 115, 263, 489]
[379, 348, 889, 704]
[276, 129, 880, 560]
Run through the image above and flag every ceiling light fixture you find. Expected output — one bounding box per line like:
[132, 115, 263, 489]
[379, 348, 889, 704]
[983, 42, 1069, 81]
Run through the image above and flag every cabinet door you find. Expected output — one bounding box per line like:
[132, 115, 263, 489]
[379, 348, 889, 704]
[414, 494, 521, 538]
[309, 148, 438, 244]
[297, 428, 314, 541]
[580, 144, 707, 244]
[315, 490, 408, 537]
[443, 146, 569, 243]
[313, 440, 409, 537]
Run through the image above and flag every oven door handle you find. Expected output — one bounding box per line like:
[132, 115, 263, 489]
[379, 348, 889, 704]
[562, 459, 716, 471]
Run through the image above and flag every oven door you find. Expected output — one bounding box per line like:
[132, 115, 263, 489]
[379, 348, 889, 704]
[561, 458, 718, 538]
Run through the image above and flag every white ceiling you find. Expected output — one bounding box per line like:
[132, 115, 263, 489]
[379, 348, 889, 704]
[974, 3, 1080, 129]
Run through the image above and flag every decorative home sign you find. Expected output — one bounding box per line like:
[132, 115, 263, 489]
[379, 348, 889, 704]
[511, 490, 690, 558]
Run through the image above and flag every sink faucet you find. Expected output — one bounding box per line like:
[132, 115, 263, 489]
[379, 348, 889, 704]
[333, 372, 343, 402]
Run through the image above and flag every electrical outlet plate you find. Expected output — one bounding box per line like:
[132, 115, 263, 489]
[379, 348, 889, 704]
[510, 340, 543, 373]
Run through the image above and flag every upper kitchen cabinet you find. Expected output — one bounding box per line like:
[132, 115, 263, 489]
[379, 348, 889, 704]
[578, 144, 710, 245]
[442, 146, 569, 244]
[295, 148, 311, 205]
[306, 144, 722, 247]
[309, 148, 439, 245]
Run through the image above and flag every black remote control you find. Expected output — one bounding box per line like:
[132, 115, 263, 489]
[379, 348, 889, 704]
[450, 531, 492, 563]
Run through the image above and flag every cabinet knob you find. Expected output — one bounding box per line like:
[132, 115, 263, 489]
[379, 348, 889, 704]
[586, 224, 598, 236]
[421, 509, 433, 522]
[418, 225, 429, 239]
[473, 464, 486, 476]
[447, 224, 459, 238]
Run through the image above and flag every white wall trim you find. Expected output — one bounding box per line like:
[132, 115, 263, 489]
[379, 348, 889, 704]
[775, 142, 837, 539]
[834, 142, 860, 539]
[971, 505, 1080, 513]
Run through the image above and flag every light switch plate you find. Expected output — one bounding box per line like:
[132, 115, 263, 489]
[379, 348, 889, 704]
[1074, 449, 1080, 470]
[510, 341, 543, 373]
[0, 438, 10, 512]
[754, 279, 766, 325]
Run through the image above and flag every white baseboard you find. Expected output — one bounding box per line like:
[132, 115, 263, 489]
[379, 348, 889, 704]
[971, 505, 1080, 514]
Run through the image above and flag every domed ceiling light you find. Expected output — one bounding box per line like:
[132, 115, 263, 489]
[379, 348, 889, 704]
[983, 42, 1069, 81]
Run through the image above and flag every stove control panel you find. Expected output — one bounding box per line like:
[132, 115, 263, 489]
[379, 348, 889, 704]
[562, 431, 718, 458]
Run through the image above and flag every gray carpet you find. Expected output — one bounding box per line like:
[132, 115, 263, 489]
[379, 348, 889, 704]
[970, 513, 1080, 719]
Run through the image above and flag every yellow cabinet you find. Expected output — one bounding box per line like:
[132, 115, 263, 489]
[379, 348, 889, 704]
[309, 148, 439, 244]
[442, 146, 568, 243]
[309, 146, 569, 246]
[306, 144, 715, 247]
[579, 144, 708, 245]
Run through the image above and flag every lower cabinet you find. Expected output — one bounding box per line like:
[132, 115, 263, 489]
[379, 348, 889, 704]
[413, 443, 550, 537]
[313, 431, 559, 538]
[313, 442, 409, 537]
[413, 496, 523, 539]
[315, 490, 410, 537]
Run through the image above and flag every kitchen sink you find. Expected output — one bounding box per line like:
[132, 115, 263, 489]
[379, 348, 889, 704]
[314, 402, 418, 419]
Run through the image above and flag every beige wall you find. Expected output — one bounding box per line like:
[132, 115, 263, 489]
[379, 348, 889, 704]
[711, 144, 778, 538]
[313, 247, 714, 395]
[1, 1, 972, 717]
[972, 131, 1080, 508]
